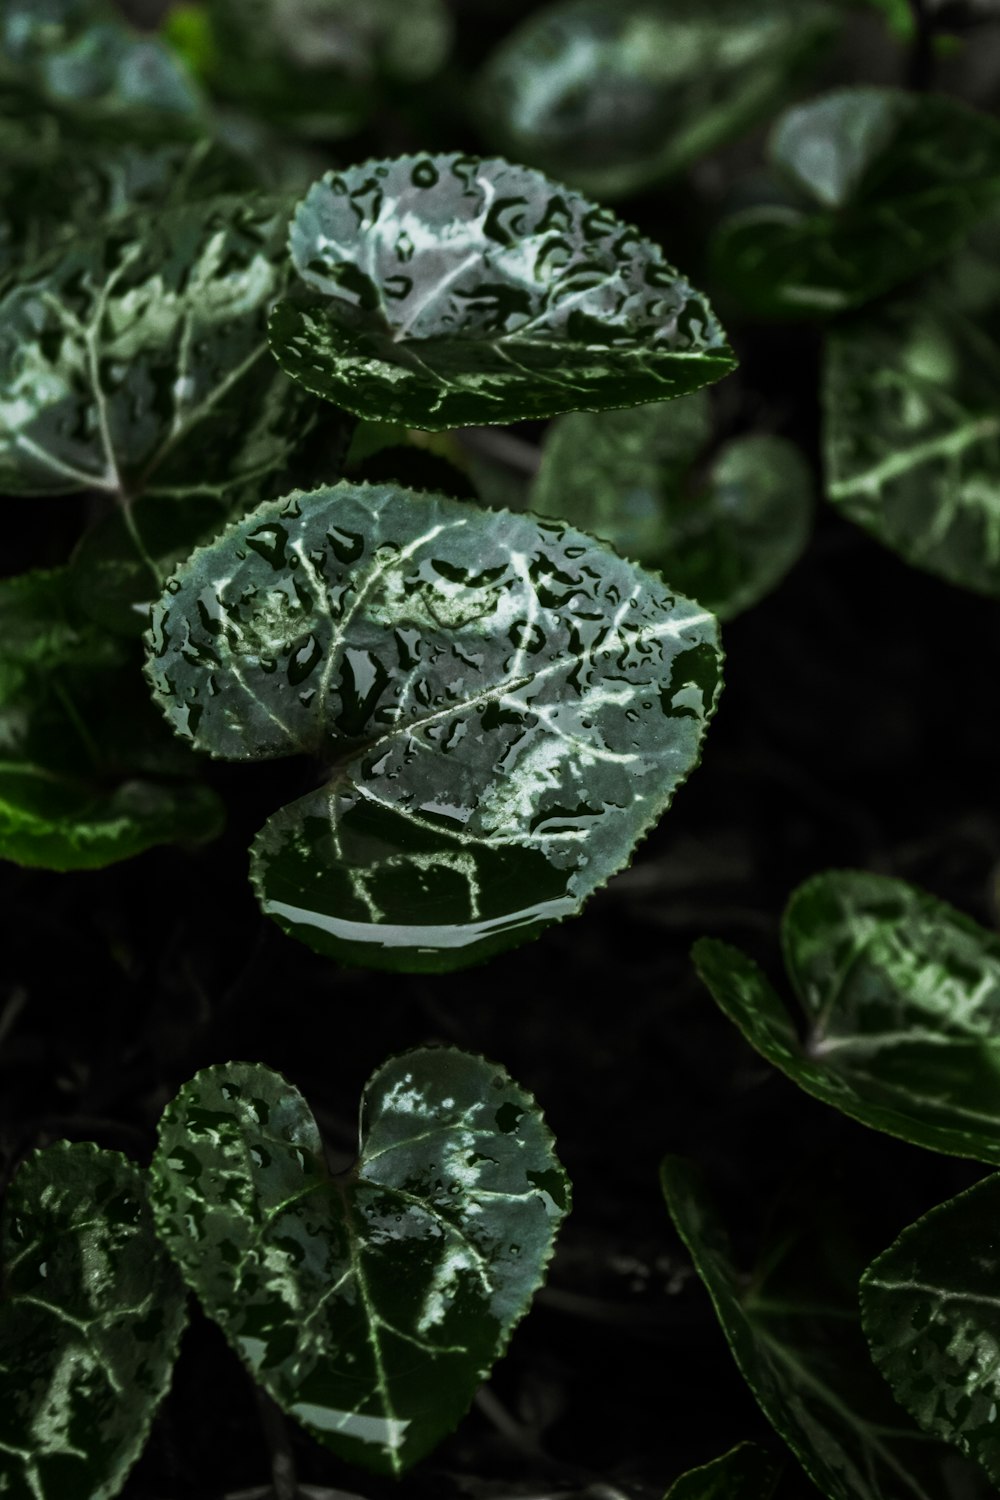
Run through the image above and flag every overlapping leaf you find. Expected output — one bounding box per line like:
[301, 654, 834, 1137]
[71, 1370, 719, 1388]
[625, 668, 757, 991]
[694, 871, 1000, 1161]
[532, 397, 813, 619]
[0, 1142, 188, 1500]
[269, 154, 736, 430]
[150, 1050, 569, 1475]
[145, 482, 722, 970]
[478, 0, 838, 201]
[664, 1442, 780, 1499]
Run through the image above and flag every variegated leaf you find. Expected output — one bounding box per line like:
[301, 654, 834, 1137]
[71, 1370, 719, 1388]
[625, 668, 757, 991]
[149, 1050, 569, 1476]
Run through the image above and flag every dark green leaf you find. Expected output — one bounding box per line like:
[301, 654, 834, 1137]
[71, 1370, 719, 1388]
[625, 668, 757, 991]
[664, 1442, 780, 1499]
[661, 1156, 990, 1500]
[478, 0, 839, 202]
[532, 398, 813, 620]
[145, 482, 722, 971]
[150, 1050, 569, 1475]
[0, 569, 223, 870]
[711, 88, 1000, 318]
[0, 1142, 188, 1500]
[862, 1176, 1000, 1488]
[694, 870, 1000, 1162]
[269, 154, 736, 430]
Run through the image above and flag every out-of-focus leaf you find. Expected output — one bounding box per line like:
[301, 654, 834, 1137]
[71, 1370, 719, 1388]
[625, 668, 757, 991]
[664, 1442, 780, 1499]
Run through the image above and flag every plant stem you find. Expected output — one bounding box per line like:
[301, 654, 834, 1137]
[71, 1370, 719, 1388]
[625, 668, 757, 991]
[908, 0, 935, 89]
[254, 1387, 298, 1500]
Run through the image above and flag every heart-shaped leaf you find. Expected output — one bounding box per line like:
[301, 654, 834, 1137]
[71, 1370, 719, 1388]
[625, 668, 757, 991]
[661, 1157, 991, 1500]
[693, 871, 1000, 1161]
[0, 194, 319, 503]
[861, 1176, 1000, 1487]
[478, 0, 838, 202]
[150, 1050, 569, 1475]
[268, 154, 736, 430]
[824, 290, 1000, 597]
[0, 568, 223, 869]
[532, 397, 813, 620]
[145, 482, 722, 970]
[664, 1442, 780, 1499]
[711, 89, 1000, 318]
[0, 1142, 188, 1500]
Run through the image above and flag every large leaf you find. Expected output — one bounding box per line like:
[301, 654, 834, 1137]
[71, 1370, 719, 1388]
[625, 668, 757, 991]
[661, 1157, 991, 1500]
[478, 0, 838, 202]
[0, 1142, 188, 1500]
[694, 871, 1000, 1162]
[150, 1050, 569, 1475]
[664, 1442, 780, 1499]
[531, 397, 813, 620]
[862, 1176, 1000, 1487]
[824, 291, 1000, 597]
[269, 154, 736, 430]
[0, 569, 223, 870]
[145, 482, 722, 971]
[711, 89, 1000, 318]
[0, 194, 319, 502]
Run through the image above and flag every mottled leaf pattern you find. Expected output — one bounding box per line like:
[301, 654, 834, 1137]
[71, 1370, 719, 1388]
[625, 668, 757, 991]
[664, 1442, 780, 1499]
[269, 154, 736, 429]
[532, 398, 813, 620]
[479, 0, 837, 201]
[0, 1143, 188, 1500]
[150, 1051, 569, 1475]
[694, 871, 1000, 1161]
[145, 482, 722, 970]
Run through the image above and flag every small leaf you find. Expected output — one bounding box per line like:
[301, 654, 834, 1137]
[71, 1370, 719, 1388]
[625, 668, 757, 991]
[269, 154, 736, 430]
[664, 1442, 780, 1499]
[145, 482, 722, 970]
[661, 1157, 991, 1500]
[711, 88, 1000, 318]
[479, 0, 839, 202]
[694, 870, 1000, 1162]
[0, 1142, 188, 1500]
[824, 290, 1000, 597]
[862, 1176, 1000, 1488]
[150, 1050, 569, 1475]
[532, 398, 813, 620]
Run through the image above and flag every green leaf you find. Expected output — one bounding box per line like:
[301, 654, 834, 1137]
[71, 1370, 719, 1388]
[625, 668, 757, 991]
[0, 1142, 188, 1500]
[661, 1157, 991, 1500]
[694, 870, 1000, 1162]
[478, 0, 839, 202]
[145, 482, 722, 971]
[0, 569, 223, 870]
[150, 1049, 569, 1476]
[824, 290, 1000, 597]
[532, 397, 813, 620]
[268, 154, 736, 431]
[711, 88, 1000, 318]
[0, 194, 319, 502]
[664, 1442, 780, 1499]
[861, 1175, 1000, 1488]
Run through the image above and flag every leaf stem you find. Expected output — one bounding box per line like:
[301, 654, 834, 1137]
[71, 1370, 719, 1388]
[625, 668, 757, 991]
[907, 0, 935, 89]
[253, 1386, 299, 1500]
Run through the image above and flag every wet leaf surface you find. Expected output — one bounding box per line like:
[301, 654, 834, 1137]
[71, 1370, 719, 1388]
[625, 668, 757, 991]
[150, 1050, 569, 1475]
[664, 1441, 780, 1499]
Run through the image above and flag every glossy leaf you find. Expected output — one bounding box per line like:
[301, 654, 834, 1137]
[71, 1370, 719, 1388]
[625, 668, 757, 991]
[0, 569, 223, 870]
[150, 1050, 569, 1475]
[824, 292, 1000, 597]
[862, 1176, 1000, 1487]
[694, 870, 1000, 1162]
[664, 1442, 780, 1499]
[661, 1157, 991, 1500]
[479, 0, 838, 201]
[145, 482, 722, 970]
[0, 194, 318, 502]
[532, 398, 813, 620]
[0, 1142, 188, 1500]
[711, 89, 1000, 318]
[269, 154, 736, 430]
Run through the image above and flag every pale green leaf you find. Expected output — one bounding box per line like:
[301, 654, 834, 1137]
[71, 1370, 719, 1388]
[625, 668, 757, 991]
[664, 1442, 780, 1499]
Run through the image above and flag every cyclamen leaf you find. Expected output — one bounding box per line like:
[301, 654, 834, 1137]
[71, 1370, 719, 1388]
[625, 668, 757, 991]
[861, 1176, 1000, 1487]
[532, 397, 813, 620]
[0, 1142, 188, 1500]
[694, 871, 1000, 1162]
[145, 482, 722, 971]
[478, 0, 838, 202]
[664, 1442, 780, 1499]
[150, 1050, 569, 1476]
[269, 154, 736, 430]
